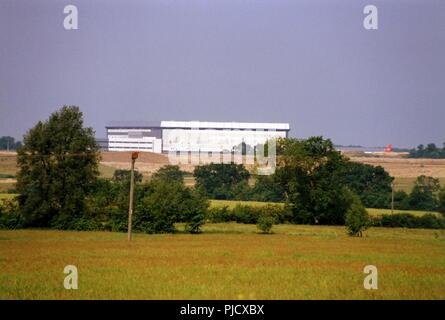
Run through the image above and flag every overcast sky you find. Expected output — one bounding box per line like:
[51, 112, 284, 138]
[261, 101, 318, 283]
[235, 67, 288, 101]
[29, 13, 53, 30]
[1, 0, 444, 148]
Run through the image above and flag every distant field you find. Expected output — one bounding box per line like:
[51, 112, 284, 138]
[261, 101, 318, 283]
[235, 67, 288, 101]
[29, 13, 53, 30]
[393, 177, 445, 193]
[351, 156, 445, 191]
[3, 152, 445, 191]
[0, 226, 444, 299]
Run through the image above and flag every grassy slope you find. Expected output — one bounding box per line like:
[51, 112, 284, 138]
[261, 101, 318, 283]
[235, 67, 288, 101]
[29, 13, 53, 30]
[0, 226, 444, 299]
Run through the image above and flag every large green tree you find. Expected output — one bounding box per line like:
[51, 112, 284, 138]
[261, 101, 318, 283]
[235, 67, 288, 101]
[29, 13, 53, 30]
[193, 163, 250, 199]
[274, 137, 356, 225]
[16, 106, 100, 228]
[408, 175, 440, 211]
[334, 162, 393, 208]
[151, 165, 186, 184]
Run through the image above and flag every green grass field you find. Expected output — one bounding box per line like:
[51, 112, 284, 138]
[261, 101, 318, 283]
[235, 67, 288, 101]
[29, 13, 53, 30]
[0, 224, 444, 300]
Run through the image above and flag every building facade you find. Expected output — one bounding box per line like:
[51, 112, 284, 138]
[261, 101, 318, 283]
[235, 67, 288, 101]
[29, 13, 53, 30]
[106, 121, 290, 153]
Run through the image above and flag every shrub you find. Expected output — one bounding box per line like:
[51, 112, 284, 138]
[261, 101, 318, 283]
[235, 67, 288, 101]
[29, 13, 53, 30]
[372, 213, 445, 229]
[151, 165, 186, 184]
[257, 213, 275, 234]
[113, 169, 143, 183]
[108, 208, 128, 232]
[438, 188, 445, 216]
[232, 204, 257, 224]
[207, 204, 290, 224]
[135, 180, 208, 234]
[206, 206, 233, 223]
[345, 195, 370, 237]
[0, 199, 24, 229]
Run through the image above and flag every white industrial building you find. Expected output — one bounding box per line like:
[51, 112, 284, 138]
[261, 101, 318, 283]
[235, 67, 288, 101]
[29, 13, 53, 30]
[106, 121, 290, 153]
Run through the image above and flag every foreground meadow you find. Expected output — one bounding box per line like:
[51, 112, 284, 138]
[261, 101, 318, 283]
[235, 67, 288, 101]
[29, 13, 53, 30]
[0, 224, 444, 300]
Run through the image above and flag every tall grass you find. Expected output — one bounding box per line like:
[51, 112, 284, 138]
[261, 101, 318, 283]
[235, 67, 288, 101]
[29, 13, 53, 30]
[0, 225, 444, 299]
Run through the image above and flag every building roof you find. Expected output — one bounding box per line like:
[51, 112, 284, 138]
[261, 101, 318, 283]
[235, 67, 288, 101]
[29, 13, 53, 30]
[161, 121, 290, 130]
[106, 120, 290, 131]
[106, 121, 161, 128]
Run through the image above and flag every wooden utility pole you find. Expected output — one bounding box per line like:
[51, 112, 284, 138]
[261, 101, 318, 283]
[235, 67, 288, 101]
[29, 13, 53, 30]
[128, 151, 139, 241]
[391, 181, 395, 215]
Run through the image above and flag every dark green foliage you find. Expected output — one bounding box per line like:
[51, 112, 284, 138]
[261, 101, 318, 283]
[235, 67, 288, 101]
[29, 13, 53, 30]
[206, 206, 233, 223]
[207, 204, 290, 225]
[16, 106, 100, 229]
[0, 173, 15, 179]
[408, 143, 445, 159]
[0, 199, 24, 229]
[112, 169, 143, 183]
[85, 178, 122, 230]
[0, 136, 22, 150]
[371, 213, 445, 229]
[194, 163, 251, 199]
[275, 137, 354, 225]
[408, 175, 440, 211]
[335, 162, 392, 208]
[151, 165, 186, 184]
[135, 180, 208, 234]
[438, 188, 445, 216]
[249, 175, 285, 202]
[393, 190, 410, 210]
[345, 194, 370, 236]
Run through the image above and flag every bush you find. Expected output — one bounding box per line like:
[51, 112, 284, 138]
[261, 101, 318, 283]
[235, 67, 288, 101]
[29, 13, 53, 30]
[257, 213, 275, 234]
[206, 204, 290, 224]
[345, 195, 370, 237]
[151, 165, 186, 184]
[108, 208, 128, 232]
[232, 204, 257, 224]
[135, 180, 208, 234]
[113, 169, 143, 183]
[206, 206, 234, 223]
[0, 199, 24, 229]
[438, 188, 445, 216]
[372, 213, 445, 229]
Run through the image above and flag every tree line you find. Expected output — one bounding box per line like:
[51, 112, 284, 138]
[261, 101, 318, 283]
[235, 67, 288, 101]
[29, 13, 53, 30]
[0, 136, 22, 150]
[408, 143, 445, 159]
[1, 106, 444, 235]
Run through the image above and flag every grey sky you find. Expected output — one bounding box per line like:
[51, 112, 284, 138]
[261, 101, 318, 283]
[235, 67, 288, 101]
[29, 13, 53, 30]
[1, 0, 444, 148]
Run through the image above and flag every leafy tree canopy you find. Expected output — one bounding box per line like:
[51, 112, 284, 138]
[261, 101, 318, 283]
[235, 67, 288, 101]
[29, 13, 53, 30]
[16, 106, 99, 228]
